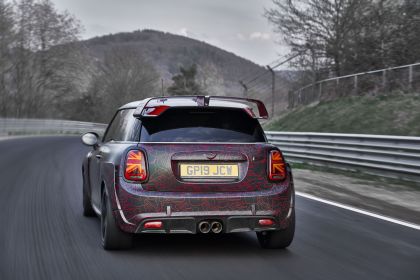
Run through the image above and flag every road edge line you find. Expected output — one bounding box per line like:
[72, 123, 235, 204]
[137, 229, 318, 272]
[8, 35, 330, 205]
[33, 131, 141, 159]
[296, 191, 420, 231]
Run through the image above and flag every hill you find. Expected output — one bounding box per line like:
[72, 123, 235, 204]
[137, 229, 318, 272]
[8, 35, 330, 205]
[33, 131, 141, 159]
[82, 29, 291, 109]
[264, 92, 420, 136]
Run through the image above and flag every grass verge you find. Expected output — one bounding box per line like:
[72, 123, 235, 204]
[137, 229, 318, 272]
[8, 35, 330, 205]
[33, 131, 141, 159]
[265, 92, 420, 136]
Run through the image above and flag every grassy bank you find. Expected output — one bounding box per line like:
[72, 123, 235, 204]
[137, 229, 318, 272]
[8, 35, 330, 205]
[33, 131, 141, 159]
[264, 92, 420, 136]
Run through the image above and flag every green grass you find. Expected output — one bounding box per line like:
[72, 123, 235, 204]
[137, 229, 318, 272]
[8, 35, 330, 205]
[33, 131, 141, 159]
[265, 92, 420, 136]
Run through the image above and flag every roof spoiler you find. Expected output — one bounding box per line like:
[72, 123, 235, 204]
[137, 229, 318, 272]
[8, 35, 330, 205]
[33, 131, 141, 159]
[133, 96, 269, 119]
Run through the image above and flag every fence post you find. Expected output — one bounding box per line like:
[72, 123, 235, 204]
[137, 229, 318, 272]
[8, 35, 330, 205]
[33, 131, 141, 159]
[409, 65, 413, 91]
[288, 91, 293, 109]
[318, 82, 322, 101]
[382, 70, 387, 92]
[298, 90, 302, 105]
[354, 75, 358, 95]
[336, 78, 339, 97]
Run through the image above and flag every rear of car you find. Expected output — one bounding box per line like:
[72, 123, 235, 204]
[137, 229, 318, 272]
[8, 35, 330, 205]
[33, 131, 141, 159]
[83, 96, 295, 250]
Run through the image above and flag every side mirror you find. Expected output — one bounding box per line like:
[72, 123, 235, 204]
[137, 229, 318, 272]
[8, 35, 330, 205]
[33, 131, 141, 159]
[81, 132, 99, 147]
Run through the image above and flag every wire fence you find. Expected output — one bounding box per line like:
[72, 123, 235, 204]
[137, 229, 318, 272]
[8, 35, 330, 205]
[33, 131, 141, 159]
[289, 62, 420, 108]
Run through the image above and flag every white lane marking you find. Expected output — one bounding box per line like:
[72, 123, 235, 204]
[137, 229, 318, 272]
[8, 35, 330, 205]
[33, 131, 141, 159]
[296, 191, 420, 231]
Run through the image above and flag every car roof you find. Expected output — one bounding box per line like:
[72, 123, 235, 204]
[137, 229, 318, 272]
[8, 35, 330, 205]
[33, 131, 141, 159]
[118, 100, 146, 110]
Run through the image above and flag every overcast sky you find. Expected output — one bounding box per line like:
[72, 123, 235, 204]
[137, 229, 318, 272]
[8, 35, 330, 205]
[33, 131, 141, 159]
[51, 0, 288, 66]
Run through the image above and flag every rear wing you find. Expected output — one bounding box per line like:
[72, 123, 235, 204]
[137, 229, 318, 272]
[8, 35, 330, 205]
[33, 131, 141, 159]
[133, 96, 269, 119]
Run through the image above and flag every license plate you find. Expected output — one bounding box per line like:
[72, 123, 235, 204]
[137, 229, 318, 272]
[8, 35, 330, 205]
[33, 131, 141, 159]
[180, 164, 239, 178]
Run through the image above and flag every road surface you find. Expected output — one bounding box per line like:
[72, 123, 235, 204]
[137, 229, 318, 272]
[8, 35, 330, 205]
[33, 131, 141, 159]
[0, 136, 419, 280]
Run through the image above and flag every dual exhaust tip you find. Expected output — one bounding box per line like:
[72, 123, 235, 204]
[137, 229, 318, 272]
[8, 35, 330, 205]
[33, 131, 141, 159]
[198, 221, 223, 234]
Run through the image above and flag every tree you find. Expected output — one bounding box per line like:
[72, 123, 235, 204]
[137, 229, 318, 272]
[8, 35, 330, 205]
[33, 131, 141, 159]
[196, 62, 225, 95]
[345, 0, 417, 71]
[167, 64, 202, 95]
[6, 0, 81, 118]
[31, 0, 82, 91]
[265, 0, 369, 77]
[85, 46, 159, 122]
[388, 0, 420, 65]
[266, 0, 420, 80]
[0, 0, 15, 116]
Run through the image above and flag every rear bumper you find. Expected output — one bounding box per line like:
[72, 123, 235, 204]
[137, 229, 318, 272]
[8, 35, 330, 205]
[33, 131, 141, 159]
[112, 178, 294, 234]
[135, 215, 291, 234]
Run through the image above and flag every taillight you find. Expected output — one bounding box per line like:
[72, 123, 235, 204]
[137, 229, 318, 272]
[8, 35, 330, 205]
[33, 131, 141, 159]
[142, 105, 170, 117]
[124, 150, 147, 182]
[268, 150, 286, 181]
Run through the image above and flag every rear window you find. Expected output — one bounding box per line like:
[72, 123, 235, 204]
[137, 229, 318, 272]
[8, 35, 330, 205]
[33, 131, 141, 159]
[140, 108, 266, 143]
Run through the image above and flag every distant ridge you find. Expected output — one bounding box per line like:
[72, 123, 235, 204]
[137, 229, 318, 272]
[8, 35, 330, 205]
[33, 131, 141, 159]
[82, 29, 290, 106]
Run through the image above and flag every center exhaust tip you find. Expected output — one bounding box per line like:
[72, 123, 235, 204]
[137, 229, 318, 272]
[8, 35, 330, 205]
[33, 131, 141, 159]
[211, 221, 223, 234]
[198, 221, 211, 234]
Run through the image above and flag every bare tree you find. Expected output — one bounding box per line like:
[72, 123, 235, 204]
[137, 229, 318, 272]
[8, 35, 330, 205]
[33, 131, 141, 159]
[7, 0, 81, 118]
[196, 62, 225, 95]
[85, 46, 159, 121]
[387, 0, 420, 65]
[265, 0, 368, 77]
[31, 0, 81, 90]
[0, 0, 15, 116]
[266, 0, 420, 82]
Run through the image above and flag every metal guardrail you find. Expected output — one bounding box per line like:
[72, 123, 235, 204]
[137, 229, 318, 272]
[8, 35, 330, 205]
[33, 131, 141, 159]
[1, 119, 419, 181]
[266, 131, 420, 182]
[0, 118, 107, 136]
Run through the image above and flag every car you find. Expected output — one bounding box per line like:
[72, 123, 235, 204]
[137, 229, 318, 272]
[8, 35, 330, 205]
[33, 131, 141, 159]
[81, 95, 295, 250]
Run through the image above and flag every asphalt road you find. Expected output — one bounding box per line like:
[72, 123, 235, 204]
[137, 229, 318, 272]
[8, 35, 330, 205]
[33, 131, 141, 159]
[0, 136, 419, 280]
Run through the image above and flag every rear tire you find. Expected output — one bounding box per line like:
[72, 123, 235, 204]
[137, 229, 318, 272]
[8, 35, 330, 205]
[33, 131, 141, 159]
[101, 191, 133, 250]
[257, 210, 295, 249]
[82, 175, 95, 217]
